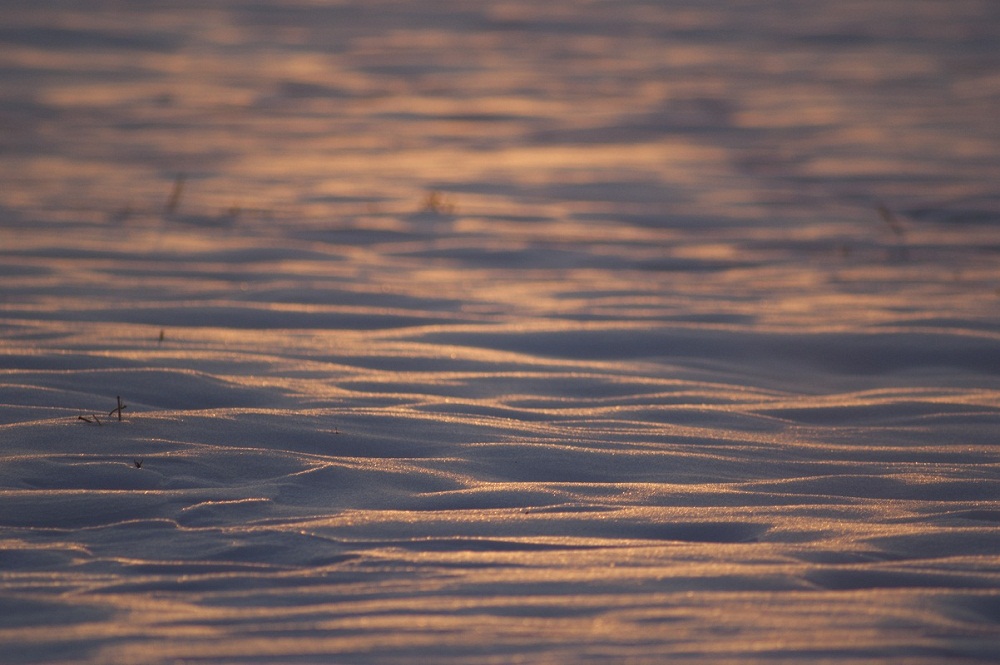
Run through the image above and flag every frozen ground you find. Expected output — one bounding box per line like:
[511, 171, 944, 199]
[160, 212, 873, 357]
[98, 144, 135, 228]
[2, 1, 1000, 662]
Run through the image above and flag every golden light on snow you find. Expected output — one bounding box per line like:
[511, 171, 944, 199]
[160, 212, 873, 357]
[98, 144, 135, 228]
[2, 1, 1000, 663]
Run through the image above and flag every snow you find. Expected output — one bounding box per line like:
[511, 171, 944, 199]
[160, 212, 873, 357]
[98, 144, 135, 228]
[2, 0, 1000, 662]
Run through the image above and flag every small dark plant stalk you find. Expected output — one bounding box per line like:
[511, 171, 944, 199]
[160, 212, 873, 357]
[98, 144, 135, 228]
[109, 396, 127, 422]
[876, 202, 909, 261]
[165, 174, 185, 214]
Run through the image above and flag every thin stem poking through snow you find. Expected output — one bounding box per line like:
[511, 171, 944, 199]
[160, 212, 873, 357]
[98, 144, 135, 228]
[109, 396, 127, 422]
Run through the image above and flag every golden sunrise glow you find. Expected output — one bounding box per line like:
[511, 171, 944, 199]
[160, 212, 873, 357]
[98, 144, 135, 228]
[2, 1, 1000, 663]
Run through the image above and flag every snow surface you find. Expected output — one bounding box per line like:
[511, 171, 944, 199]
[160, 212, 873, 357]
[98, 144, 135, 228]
[2, 1, 1000, 662]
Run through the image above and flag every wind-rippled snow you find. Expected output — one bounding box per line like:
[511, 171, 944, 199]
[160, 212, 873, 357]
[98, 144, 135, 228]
[2, 1, 1000, 663]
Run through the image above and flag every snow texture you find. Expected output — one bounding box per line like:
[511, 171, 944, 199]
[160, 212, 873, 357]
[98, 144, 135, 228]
[2, 1, 1000, 662]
